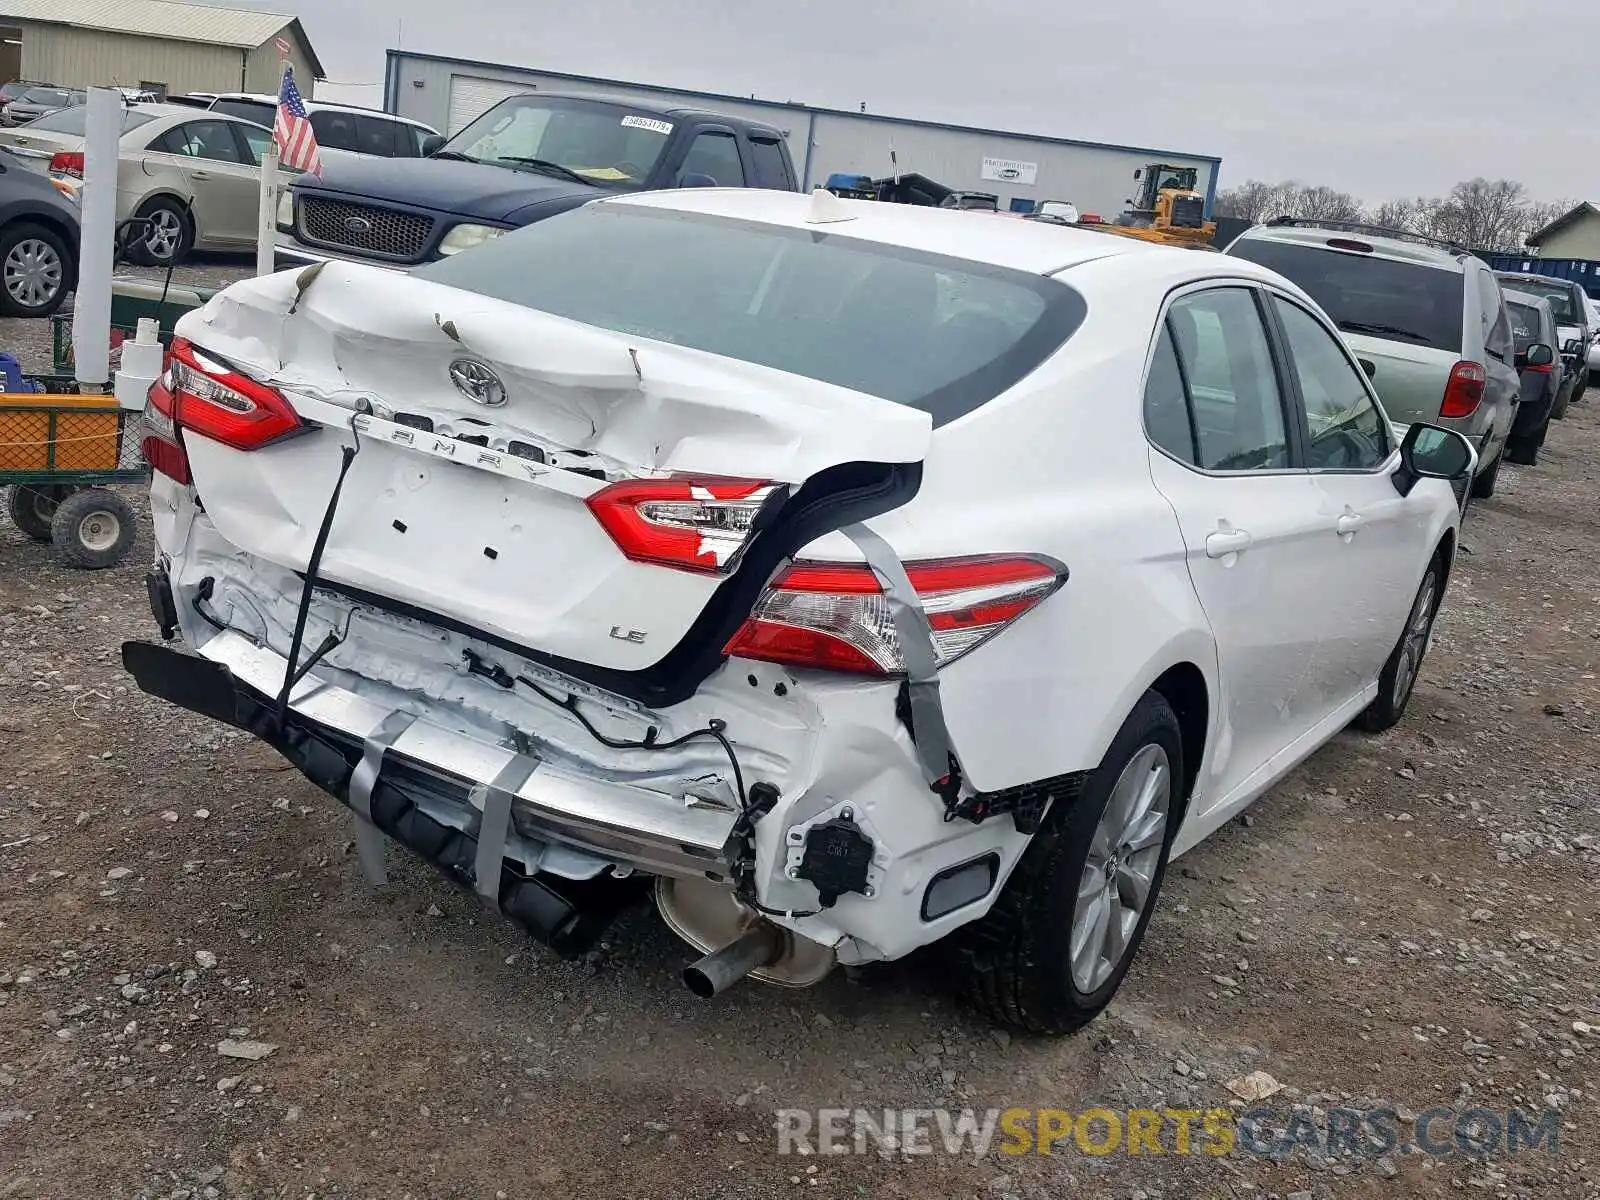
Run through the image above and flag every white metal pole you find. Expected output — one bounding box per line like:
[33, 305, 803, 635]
[256, 141, 280, 277]
[72, 86, 119, 392]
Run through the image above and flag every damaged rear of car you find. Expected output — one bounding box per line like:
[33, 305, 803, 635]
[126, 191, 1121, 1016]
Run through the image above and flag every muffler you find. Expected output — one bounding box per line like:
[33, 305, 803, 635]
[683, 923, 783, 998]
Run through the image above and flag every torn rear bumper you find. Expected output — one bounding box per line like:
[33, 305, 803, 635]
[122, 633, 733, 954]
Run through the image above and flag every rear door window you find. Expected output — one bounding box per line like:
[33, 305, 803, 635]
[747, 136, 793, 189]
[416, 204, 1086, 425]
[1143, 323, 1198, 464]
[309, 110, 360, 152]
[210, 98, 275, 127]
[676, 131, 746, 186]
[1227, 238, 1464, 353]
[354, 115, 404, 156]
[1165, 288, 1290, 471]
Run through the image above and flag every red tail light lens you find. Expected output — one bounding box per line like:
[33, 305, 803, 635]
[1525, 362, 1554, 375]
[724, 554, 1066, 675]
[49, 150, 84, 177]
[140, 371, 191, 485]
[1440, 361, 1487, 418]
[586, 477, 781, 574]
[169, 337, 301, 450]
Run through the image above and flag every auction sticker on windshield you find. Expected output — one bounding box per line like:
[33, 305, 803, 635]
[620, 115, 673, 135]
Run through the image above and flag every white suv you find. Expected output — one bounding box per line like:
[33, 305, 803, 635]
[205, 94, 441, 159]
[127, 190, 1474, 1034]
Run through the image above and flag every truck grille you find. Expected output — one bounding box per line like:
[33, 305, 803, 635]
[298, 197, 433, 261]
[1169, 195, 1206, 229]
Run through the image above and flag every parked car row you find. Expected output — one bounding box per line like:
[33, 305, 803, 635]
[1226, 217, 1592, 483]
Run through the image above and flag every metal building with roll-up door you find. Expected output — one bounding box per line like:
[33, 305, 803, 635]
[383, 50, 1222, 219]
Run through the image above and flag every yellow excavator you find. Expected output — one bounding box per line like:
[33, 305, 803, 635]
[1080, 164, 1218, 250]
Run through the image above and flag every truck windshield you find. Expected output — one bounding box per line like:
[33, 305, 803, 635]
[1228, 238, 1464, 353]
[416, 203, 1086, 425]
[442, 97, 675, 188]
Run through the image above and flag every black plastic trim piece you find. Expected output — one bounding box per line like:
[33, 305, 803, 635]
[920, 852, 1000, 921]
[301, 458, 923, 710]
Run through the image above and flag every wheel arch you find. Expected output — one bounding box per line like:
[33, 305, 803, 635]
[1147, 661, 1208, 818]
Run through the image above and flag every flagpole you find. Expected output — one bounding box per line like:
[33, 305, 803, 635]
[256, 61, 289, 277]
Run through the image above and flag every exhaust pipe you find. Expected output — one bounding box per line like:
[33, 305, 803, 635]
[683, 922, 783, 998]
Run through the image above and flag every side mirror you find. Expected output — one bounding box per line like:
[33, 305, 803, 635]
[1526, 342, 1554, 367]
[1563, 338, 1582, 355]
[1359, 357, 1376, 379]
[677, 172, 718, 188]
[420, 133, 445, 157]
[1393, 423, 1474, 497]
[1133, 168, 1143, 180]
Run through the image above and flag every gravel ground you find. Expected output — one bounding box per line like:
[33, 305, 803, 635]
[0, 280, 1596, 1198]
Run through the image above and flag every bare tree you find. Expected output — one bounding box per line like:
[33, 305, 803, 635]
[1369, 198, 1424, 233]
[1418, 179, 1529, 251]
[1519, 198, 1578, 248]
[1289, 185, 1364, 223]
[1215, 179, 1289, 222]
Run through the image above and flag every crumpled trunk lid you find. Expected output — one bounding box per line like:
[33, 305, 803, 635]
[175, 264, 930, 674]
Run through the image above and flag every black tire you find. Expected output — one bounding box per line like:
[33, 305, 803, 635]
[1551, 379, 1572, 420]
[6, 484, 71, 541]
[128, 198, 193, 267]
[1469, 450, 1501, 500]
[49, 488, 136, 569]
[1355, 555, 1445, 733]
[955, 692, 1185, 1035]
[0, 220, 72, 318]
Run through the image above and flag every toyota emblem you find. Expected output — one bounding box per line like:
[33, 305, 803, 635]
[344, 215, 373, 235]
[448, 359, 506, 407]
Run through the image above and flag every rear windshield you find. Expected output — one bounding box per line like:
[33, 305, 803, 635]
[24, 107, 155, 135]
[1499, 279, 1580, 324]
[416, 204, 1086, 425]
[1505, 301, 1542, 350]
[1227, 238, 1464, 353]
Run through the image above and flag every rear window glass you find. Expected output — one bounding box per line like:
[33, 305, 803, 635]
[1499, 279, 1581, 324]
[416, 205, 1086, 425]
[1227, 238, 1464, 353]
[1505, 301, 1542, 349]
[24, 107, 155, 135]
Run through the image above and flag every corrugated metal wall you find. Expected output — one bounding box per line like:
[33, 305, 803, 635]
[386, 53, 1219, 217]
[19, 22, 241, 94]
[16, 21, 315, 97]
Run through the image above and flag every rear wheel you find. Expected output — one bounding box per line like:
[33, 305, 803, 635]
[0, 221, 71, 318]
[6, 484, 71, 541]
[956, 692, 1183, 1035]
[1469, 450, 1501, 499]
[50, 488, 136, 569]
[1355, 556, 1443, 733]
[1551, 379, 1573, 420]
[129, 198, 192, 267]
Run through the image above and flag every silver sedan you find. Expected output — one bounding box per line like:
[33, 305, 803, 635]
[0, 103, 287, 265]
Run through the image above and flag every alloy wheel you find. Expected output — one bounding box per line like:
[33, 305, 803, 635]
[1392, 572, 1438, 708]
[145, 210, 182, 261]
[1070, 743, 1171, 994]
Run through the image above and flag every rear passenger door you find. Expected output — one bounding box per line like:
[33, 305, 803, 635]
[1143, 285, 1334, 810]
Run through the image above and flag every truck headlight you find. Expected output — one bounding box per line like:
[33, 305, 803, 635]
[276, 189, 294, 230]
[439, 223, 505, 256]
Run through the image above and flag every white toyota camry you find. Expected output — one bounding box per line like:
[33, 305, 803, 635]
[126, 187, 1474, 1034]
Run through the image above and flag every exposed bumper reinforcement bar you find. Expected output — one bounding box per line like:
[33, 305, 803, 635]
[122, 633, 738, 954]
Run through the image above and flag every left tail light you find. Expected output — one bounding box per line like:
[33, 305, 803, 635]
[724, 554, 1066, 675]
[49, 150, 84, 177]
[586, 477, 782, 574]
[169, 337, 301, 449]
[141, 368, 191, 485]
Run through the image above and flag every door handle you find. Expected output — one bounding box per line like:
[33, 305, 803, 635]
[190, 171, 210, 181]
[1336, 512, 1363, 537]
[1205, 528, 1253, 559]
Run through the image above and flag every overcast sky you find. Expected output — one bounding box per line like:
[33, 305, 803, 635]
[232, 0, 1597, 205]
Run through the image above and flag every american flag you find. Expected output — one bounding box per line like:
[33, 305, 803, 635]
[274, 66, 321, 176]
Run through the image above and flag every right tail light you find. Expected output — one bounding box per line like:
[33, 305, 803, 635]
[724, 554, 1066, 675]
[1440, 361, 1487, 418]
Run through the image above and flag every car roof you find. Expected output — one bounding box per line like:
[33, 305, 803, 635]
[604, 188, 1251, 278]
[1233, 222, 1470, 272]
[208, 92, 438, 131]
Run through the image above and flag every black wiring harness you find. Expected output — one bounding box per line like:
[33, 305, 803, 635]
[460, 647, 818, 919]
